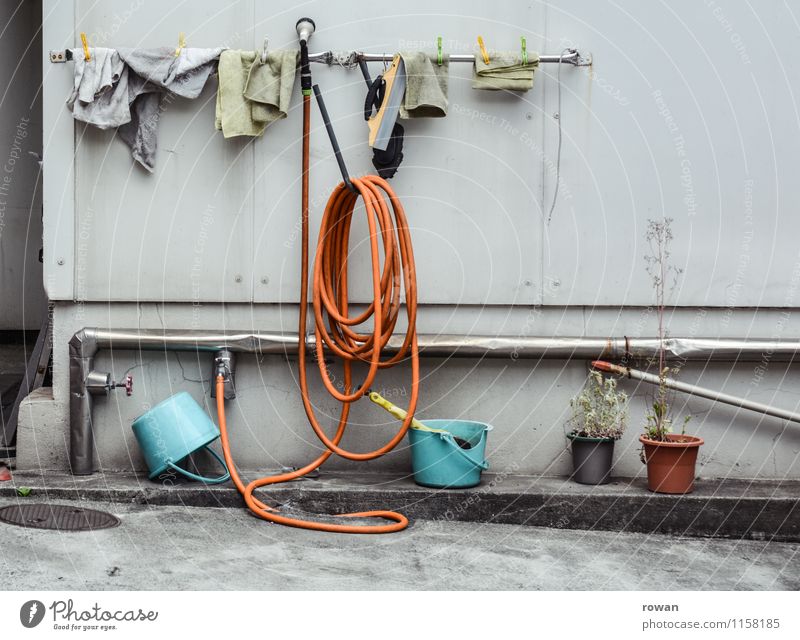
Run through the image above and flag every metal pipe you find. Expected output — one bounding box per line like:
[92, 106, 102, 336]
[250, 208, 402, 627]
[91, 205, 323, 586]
[68, 328, 800, 475]
[309, 50, 591, 66]
[50, 49, 592, 67]
[593, 360, 800, 425]
[72, 329, 800, 360]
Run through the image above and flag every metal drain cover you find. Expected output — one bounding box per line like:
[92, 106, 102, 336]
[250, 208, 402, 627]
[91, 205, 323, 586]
[0, 504, 120, 531]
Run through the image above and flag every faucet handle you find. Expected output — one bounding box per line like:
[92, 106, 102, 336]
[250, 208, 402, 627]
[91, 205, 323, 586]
[114, 374, 133, 396]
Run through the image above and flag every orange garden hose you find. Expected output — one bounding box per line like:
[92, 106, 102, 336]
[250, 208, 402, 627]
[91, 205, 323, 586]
[215, 93, 419, 533]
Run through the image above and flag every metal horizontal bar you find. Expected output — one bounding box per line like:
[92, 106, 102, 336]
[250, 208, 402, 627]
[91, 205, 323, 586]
[310, 49, 591, 66]
[76, 329, 800, 362]
[49, 48, 592, 66]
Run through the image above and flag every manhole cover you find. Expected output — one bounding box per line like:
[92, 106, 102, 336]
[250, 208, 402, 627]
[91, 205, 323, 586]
[0, 504, 120, 531]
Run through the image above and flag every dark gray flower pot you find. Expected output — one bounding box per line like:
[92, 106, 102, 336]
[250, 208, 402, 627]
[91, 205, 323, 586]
[567, 434, 616, 485]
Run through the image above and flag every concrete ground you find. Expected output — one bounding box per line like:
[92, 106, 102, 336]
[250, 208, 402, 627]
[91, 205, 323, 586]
[0, 498, 797, 590]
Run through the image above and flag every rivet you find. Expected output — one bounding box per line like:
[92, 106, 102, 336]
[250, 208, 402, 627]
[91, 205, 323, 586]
[234, 275, 242, 283]
[57, 258, 64, 265]
[261, 276, 269, 285]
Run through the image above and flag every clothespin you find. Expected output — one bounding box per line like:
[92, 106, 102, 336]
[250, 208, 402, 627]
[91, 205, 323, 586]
[174, 32, 185, 57]
[260, 37, 269, 64]
[80, 32, 90, 61]
[521, 36, 527, 65]
[477, 35, 490, 64]
[437, 36, 443, 66]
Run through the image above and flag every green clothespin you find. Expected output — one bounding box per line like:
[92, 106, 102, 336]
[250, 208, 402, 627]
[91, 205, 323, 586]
[437, 36, 443, 66]
[521, 36, 528, 65]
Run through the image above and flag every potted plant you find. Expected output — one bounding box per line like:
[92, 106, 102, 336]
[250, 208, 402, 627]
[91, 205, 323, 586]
[639, 218, 703, 494]
[566, 371, 628, 485]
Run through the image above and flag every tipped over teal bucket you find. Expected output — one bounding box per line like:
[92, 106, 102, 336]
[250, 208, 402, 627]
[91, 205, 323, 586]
[408, 419, 491, 488]
[131, 392, 230, 484]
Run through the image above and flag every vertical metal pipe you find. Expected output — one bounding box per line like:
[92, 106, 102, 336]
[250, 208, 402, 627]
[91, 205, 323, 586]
[68, 330, 99, 475]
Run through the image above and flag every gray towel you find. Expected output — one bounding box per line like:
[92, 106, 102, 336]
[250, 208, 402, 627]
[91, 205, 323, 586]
[472, 52, 540, 91]
[398, 51, 448, 118]
[66, 48, 130, 129]
[67, 47, 222, 172]
[117, 47, 223, 171]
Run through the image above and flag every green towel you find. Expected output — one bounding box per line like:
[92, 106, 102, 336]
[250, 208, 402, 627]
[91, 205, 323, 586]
[472, 52, 540, 91]
[244, 50, 299, 124]
[215, 49, 298, 138]
[399, 51, 449, 118]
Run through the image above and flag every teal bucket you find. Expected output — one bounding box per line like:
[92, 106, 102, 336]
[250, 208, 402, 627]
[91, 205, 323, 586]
[407, 419, 491, 488]
[131, 392, 230, 484]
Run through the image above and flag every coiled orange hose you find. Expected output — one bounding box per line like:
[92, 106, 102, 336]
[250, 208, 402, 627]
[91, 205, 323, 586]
[214, 94, 419, 533]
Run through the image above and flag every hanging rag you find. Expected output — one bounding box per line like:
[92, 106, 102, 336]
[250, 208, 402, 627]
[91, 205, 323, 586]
[244, 50, 299, 124]
[66, 48, 130, 129]
[215, 49, 298, 138]
[398, 51, 449, 118]
[116, 47, 223, 171]
[67, 47, 222, 172]
[472, 52, 540, 91]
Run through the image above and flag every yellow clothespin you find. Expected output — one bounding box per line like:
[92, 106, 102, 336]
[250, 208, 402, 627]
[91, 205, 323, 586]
[80, 32, 91, 61]
[174, 32, 185, 57]
[477, 35, 489, 64]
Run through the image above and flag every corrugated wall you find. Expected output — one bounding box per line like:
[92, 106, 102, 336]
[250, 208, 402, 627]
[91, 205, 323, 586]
[36, 0, 800, 478]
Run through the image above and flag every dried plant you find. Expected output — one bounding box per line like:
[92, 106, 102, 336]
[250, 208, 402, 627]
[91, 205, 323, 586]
[568, 371, 629, 440]
[643, 217, 690, 441]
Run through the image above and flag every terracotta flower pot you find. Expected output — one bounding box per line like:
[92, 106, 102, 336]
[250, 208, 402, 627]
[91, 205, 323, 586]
[567, 434, 616, 485]
[639, 433, 704, 494]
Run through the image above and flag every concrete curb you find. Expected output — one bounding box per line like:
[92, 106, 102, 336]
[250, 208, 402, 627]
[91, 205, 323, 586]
[2, 471, 798, 541]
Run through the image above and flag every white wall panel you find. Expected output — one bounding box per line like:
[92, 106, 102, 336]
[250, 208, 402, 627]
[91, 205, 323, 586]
[543, 0, 800, 307]
[252, 0, 546, 304]
[73, 0, 255, 302]
[43, 0, 800, 307]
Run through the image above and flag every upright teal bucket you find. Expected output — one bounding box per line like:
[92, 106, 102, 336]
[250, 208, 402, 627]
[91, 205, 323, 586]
[407, 419, 491, 488]
[131, 392, 230, 484]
